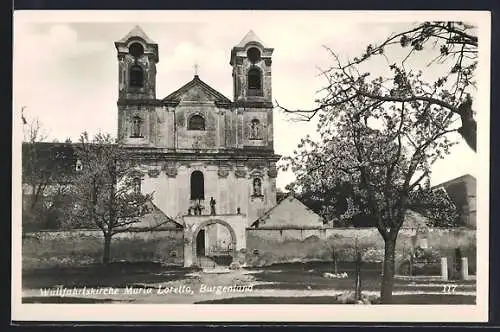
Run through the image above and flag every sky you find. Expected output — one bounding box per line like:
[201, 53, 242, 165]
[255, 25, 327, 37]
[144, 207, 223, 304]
[13, 11, 487, 190]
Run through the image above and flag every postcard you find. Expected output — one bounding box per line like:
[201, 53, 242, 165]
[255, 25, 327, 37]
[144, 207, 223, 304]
[12, 10, 490, 322]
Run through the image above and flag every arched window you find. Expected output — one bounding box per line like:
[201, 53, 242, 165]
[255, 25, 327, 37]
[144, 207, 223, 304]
[247, 67, 262, 94]
[190, 171, 205, 200]
[253, 178, 262, 196]
[129, 65, 144, 88]
[250, 119, 261, 139]
[131, 116, 143, 137]
[188, 114, 206, 131]
[133, 177, 141, 194]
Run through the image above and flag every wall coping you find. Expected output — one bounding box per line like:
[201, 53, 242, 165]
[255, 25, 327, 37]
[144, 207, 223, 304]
[25, 226, 475, 234]
[246, 226, 476, 231]
[24, 227, 184, 234]
[246, 226, 326, 230]
[184, 213, 247, 218]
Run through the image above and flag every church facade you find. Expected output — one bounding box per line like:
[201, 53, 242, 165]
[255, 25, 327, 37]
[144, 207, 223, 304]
[114, 26, 281, 266]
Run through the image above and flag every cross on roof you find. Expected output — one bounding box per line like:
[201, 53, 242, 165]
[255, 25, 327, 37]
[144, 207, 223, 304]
[194, 63, 199, 76]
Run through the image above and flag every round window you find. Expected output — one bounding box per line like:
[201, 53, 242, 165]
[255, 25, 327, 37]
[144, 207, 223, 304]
[129, 42, 144, 57]
[247, 47, 261, 64]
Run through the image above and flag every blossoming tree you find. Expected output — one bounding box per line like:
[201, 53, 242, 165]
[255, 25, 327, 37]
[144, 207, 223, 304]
[279, 43, 469, 302]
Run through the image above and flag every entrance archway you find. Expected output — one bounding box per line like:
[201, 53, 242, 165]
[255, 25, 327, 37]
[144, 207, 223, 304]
[192, 219, 237, 267]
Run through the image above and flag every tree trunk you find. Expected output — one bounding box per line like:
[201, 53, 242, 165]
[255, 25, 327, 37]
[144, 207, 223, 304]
[103, 234, 112, 264]
[332, 249, 338, 274]
[457, 97, 476, 152]
[458, 115, 476, 152]
[355, 250, 362, 301]
[380, 237, 396, 304]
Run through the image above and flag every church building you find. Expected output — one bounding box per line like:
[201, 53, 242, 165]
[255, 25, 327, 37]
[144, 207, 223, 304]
[114, 26, 281, 266]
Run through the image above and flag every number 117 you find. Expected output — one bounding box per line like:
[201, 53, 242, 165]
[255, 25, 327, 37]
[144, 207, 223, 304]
[442, 284, 457, 293]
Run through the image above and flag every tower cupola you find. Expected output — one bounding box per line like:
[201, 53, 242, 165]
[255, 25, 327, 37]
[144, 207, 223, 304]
[114, 25, 159, 100]
[230, 30, 274, 102]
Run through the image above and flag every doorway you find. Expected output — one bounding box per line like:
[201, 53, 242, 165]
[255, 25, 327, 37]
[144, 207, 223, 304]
[196, 229, 205, 257]
[191, 220, 237, 267]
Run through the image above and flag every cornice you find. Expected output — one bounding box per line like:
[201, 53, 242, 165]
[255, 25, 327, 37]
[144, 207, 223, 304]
[117, 99, 164, 107]
[117, 99, 274, 110]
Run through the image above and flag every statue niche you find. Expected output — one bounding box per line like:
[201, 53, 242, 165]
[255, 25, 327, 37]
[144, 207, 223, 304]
[252, 178, 263, 197]
[130, 116, 143, 138]
[249, 119, 262, 140]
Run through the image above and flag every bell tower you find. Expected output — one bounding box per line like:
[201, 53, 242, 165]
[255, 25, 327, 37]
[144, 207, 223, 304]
[230, 30, 274, 103]
[114, 26, 159, 100]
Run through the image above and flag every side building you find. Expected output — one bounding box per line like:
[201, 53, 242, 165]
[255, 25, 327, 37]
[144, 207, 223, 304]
[433, 174, 477, 228]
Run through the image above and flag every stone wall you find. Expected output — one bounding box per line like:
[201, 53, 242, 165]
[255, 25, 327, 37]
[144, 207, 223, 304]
[245, 227, 476, 272]
[22, 229, 184, 270]
[22, 226, 476, 273]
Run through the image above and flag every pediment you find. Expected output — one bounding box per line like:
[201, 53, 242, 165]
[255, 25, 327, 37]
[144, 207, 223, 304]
[179, 84, 216, 102]
[162, 76, 232, 104]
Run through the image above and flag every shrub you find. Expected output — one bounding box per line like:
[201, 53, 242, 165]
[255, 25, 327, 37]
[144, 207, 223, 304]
[229, 262, 241, 270]
[362, 247, 384, 262]
[333, 291, 380, 304]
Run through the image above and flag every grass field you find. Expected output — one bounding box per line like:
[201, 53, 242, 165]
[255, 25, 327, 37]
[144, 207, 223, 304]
[248, 261, 475, 293]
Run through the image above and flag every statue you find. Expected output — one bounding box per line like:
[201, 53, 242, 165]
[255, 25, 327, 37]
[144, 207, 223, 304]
[210, 197, 216, 215]
[253, 178, 262, 196]
[191, 199, 203, 216]
[251, 120, 260, 139]
[132, 116, 142, 137]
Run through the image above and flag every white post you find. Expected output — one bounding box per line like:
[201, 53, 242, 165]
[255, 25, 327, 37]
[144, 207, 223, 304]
[461, 257, 469, 280]
[441, 257, 448, 281]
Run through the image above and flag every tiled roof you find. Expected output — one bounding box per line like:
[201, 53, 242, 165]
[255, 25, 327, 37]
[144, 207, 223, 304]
[432, 174, 476, 189]
[130, 201, 184, 230]
[250, 194, 324, 228]
[432, 174, 476, 208]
